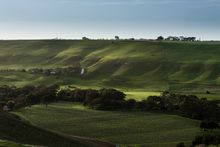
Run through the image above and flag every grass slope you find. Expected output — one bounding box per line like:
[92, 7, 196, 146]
[0, 112, 114, 147]
[0, 40, 220, 92]
[14, 102, 201, 147]
[0, 140, 33, 147]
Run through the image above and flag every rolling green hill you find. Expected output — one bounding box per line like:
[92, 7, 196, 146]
[0, 112, 114, 147]
[0, 40, 218, 147]
[0, 40, 220, 94]
[14, 102, 201, 147]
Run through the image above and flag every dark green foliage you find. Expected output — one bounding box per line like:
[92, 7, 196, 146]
[58, 88, 126, 110]
[0, 85, 127, 111]
[200, 121, 219, 130]
[206, 91, 211, 94]
[157, 36, 164, 41]
[84, 88, 126, 110]
[6, 101, 15, 110]
[0, 85, 60, 109]
[137, 92, 220, 121]
[0, 85, 219, 122]
[123, 99, 136, 110]
[192, 131, 220, 146]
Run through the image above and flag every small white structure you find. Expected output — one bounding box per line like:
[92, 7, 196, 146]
[3, 105, 10, 111]
[50, 71, 57, 75]
[80, 68, 85, 75]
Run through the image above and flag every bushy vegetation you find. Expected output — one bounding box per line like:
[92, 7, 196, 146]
[1, 85, 219, 122]
[0, 85, 59, 109]
[137, 92, 220, 121]
[192, 130, 220, 146]
[58, 89, 220, 121]
[190, 118, 220, 147]
[58, 88, 126, 110]
[1, 85, 219, 146]
[27, 66, 82, 76]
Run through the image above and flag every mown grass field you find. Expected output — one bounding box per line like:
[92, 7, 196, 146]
[0, 40, 220, 99]
[14, 102, 201, 147]
[0, 112, 113, 147]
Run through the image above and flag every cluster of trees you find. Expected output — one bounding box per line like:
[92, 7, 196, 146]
[27, 66, 82, 76]
[0, 66, 83, 77]
[57, 89, 220, 121]
[192, 130, 220, 146]
[81, 36, 197, 41]
[1, 85, 219, 146]
[0, 85, 60, 110]
[81, 36, 138, 41]
[58, 88, 126, 110]
[136, 92, 220, 121]
[190, 121, 220, 147]
[0, 86, 126, 111]
[177, 116, 220, 147]
[1, 86, 219, 122]
[157, 36, 197, 41]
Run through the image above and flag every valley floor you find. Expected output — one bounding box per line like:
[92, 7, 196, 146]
[14, 102, 201, 147]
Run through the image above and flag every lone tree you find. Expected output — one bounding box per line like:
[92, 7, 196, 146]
[157, 36, 164, 41]
[115, 36, 119, 40]
[82, 37, 89, 40]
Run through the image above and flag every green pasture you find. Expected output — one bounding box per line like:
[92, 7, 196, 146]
[0, 40, 220, 94]
[14, 102, 201, 147]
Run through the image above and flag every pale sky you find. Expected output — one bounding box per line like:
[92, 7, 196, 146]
[0, 0, 220, 40]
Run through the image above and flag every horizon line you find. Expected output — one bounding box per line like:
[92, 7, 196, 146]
[0, 38, 220, 42]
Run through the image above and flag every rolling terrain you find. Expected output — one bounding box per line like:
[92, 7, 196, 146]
[0, 40, 219, 147]
[0, 40, 220, 94]
[0, 112, 114, 147]
[14, 102, 200, 147]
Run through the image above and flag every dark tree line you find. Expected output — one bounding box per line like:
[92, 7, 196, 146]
[0, 66, 82, 77]
[136, 92, 220, 121]
[0, 86, 219, 122]
[58, 88, 126, 110]
[0, 85, 59, 109]
[157, 36, 197, 41]
[0, 85, 219, 146]
[192, 127, 220, 147]
[0, 86, 126, 111]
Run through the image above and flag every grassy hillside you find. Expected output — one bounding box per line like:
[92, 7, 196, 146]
[0, 140, 33, 147]
[0, 112, 114, 147]
[0, 40, 220, 93]
[14, 102, 201, 147]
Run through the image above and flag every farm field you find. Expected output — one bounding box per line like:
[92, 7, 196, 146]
[0, 40, 220, 147]
[1, 0, 220, 146]
[0, 112, 113, 147]
[0, 40, 220, 99]
[14, 102, 201, 147]
[0, 71, 219, 101]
